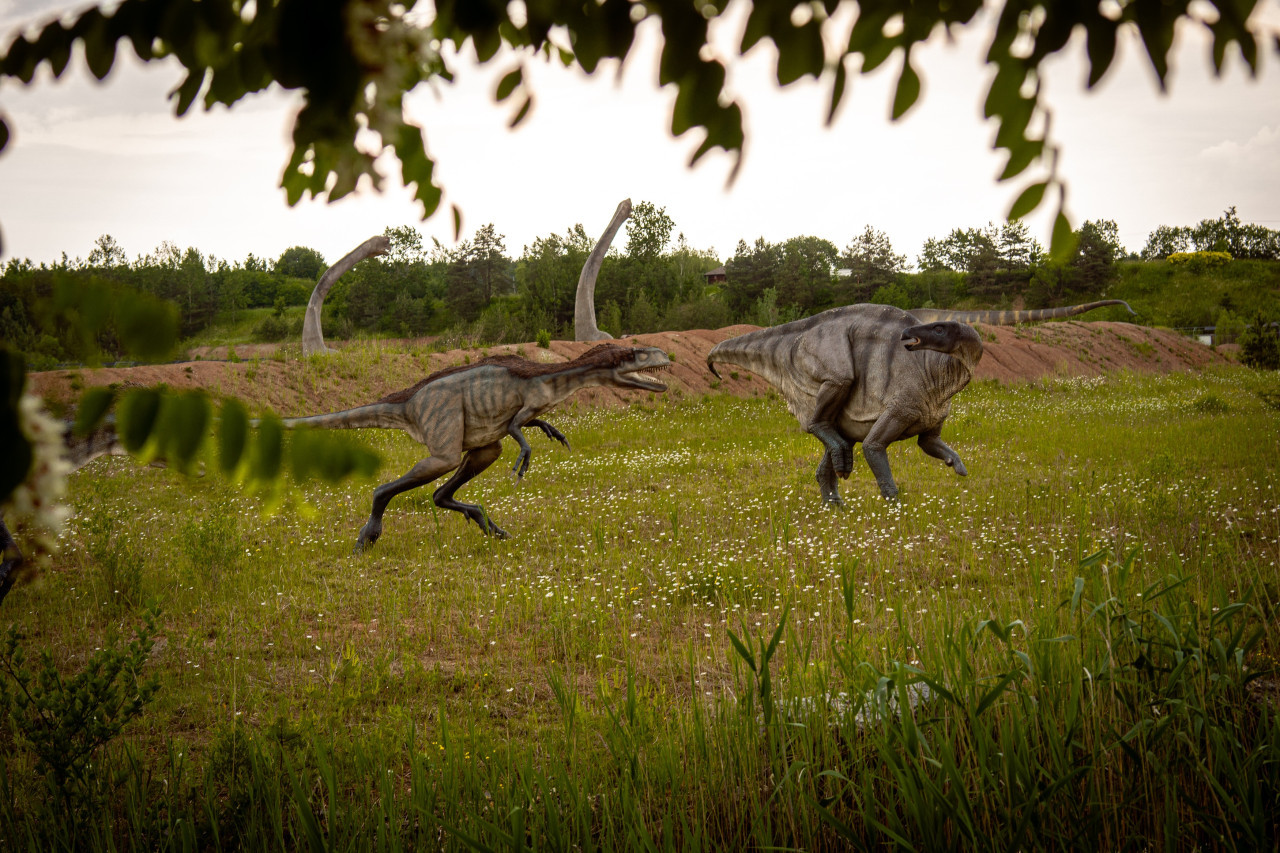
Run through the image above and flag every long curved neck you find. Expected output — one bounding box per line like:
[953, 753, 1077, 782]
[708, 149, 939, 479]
[910, 299, 1133, 325]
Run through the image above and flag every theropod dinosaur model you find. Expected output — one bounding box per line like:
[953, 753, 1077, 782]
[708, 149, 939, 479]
[706, 300, 1133, 505]
[284, 343, 670, 546]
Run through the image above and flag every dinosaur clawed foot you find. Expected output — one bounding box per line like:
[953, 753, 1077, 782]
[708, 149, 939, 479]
[471, 512, 509, 539]
[355, 520, 383, 552]
[949, 458, 968, 476]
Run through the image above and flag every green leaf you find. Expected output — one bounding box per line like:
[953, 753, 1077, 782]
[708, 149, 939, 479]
[116, 292, 180, 361]
[495, 66, 522, 102]
[81, 12, 117, 80]
[218, 399, 249, 477]
[826, 58, 848, 126]
[1084, 19, 1117, 87]
[34, 21, 74, 78]
[998, 139, 1044, 180]
[507, 94, 532, 129]
[117, 388, 163, 454]
[160, 390, 210, 471]
[452, 205, 463, 242]
[891, 54, 921, 119]
[726, 628, 756, 672]
[1007, 181, 1047, 220]
[764, 603, 790, 662]
[73, 388, 115, 438]
[252, 414, 284, 484]
[292, 431, 379, 484]
[975, 670, 1021, 716]
[775, 23, 824, 86]
[170, 69, 207, 116]
[1050, 209, 1076, 260]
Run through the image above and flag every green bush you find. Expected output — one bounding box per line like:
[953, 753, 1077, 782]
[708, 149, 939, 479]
[1168, 251, 1232, 272]
[0, 612, 158, 803]
[253, 314, 291, 342]
[1239, 315, 1280, 369]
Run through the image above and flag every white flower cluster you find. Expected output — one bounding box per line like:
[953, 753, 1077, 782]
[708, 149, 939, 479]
[2, 393, 73, 558]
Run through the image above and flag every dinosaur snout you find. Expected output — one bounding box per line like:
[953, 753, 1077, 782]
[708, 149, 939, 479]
[902, 329, 922, 350]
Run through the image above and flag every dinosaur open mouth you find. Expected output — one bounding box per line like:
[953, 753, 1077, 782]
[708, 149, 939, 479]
[624, 368, 669, 391]
[902, 336, 921, 350]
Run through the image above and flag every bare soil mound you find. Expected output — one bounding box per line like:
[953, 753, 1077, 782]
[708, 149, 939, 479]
[29, 321, 1232, 416]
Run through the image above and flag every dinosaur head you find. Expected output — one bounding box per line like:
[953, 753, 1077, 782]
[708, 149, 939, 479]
[604, 345, 671, 391]
[901, 321, 984, 366]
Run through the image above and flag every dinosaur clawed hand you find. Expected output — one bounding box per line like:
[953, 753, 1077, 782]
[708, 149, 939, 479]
[533, 421, 570, 450]
[949, 457, 968, 476]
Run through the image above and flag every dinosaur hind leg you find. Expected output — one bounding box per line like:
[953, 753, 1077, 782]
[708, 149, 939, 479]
[357, 453, 460, 551]
[432, 442, 509, 538]
[815, 450, 844, 507]
[805, 380, 854, 478]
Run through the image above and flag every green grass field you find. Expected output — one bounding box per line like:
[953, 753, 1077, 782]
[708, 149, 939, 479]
[3, 367, 1279, 850]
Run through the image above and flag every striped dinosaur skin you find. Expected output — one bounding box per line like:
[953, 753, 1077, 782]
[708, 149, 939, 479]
[707, 299, 1130, 505]
[284, 344, 670, 546]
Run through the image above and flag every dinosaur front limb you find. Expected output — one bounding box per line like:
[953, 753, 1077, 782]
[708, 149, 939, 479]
[528, 419, 570, 450]
[507, 409, 547, 480]
[432, 442, 508, 538]
[806, 380, 854, 477]
[917, 431, 967, 476]
[358, 453, 460, 550]
[508, 417, 569, 480]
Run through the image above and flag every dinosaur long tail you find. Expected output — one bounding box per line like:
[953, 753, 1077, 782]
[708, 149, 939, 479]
[909, 299, 1135, 325]
[707, 326, 801, 388]
[281, 402, 409, 431]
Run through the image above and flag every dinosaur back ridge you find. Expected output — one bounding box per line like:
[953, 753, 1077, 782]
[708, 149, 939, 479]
[375, 343, 644, 405]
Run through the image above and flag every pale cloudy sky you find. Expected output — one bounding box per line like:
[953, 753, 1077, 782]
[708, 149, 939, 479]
[0, 1, 1278, 270]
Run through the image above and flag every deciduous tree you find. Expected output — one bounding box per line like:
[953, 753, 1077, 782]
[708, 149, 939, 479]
[3, 0, 1272, 262]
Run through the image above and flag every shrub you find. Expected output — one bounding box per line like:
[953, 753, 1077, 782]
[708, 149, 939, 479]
[1239, 315, 1280, 370]
[0, 612, 159, 801]
[1167, 251, 1232, 272]
[536, 329, 551, 348]
[253, 314, 290, 342]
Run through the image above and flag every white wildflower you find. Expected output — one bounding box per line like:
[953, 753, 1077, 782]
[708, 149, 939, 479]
[2, 393, 73, 558]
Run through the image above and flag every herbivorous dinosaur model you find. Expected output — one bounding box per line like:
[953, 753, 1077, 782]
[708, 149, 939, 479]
[284, 343, 670, 546]
[706, 300, 1133, 505]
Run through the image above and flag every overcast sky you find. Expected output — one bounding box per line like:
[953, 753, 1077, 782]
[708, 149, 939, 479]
[0, 1, 1278, 270]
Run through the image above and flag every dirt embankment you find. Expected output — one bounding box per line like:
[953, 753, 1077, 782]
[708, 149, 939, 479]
[28, 321, 1233, 415]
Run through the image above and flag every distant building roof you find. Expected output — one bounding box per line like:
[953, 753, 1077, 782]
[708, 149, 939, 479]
[704, 265, 726, 278]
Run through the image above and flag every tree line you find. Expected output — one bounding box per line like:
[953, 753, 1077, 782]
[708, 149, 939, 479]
[2, 205, 1277, 368]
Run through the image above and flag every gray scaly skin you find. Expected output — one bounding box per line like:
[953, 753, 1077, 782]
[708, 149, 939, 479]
[908, 299, 1135, 324]
[283, 344, 670, 547]
[707, 299, 1129, 505]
